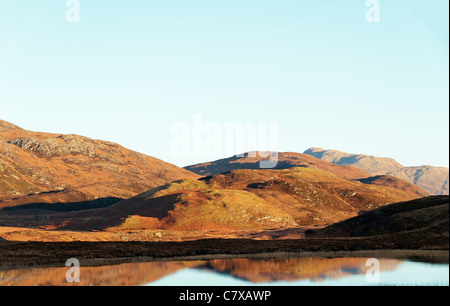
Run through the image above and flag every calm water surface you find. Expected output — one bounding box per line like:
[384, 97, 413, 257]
[1, 257, 448, 286]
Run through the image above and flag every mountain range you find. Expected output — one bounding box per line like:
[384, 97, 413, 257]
[304, 148, 449, 195]
[0, 119, 445, 242]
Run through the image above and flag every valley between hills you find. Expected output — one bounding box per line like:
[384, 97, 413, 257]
[0, 119, 448, 268]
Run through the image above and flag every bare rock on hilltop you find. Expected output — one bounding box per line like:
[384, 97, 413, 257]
[8, 135, 97, 158]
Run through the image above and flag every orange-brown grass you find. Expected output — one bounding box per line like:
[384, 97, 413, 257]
[185, 151, 372, 180]
[0, 120, 199, 209]
[38, 167, 425, 235]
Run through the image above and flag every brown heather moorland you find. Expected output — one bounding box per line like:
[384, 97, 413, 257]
[10, 166, 428, 241]
[185, 151, 372, 180]
[0, 119, 199, 209]
[0, 120, 446, 268]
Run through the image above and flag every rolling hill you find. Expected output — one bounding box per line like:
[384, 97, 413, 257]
[41, 166, 428, 234]
[304, 148, 449, 195]
[185, 152, 372, 180]
[0, 119, 199, 210]
[0, 121, 437, 242]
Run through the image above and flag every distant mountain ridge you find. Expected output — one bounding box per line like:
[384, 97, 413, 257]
[304, 148, 449, 195]
[303, 148, 403, 175]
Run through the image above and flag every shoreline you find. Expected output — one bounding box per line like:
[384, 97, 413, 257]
[53, 249, 450, 268]
[1, 237, 448, 270]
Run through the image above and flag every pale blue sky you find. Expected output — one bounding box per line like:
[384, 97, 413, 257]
[0, 0, 448, 167]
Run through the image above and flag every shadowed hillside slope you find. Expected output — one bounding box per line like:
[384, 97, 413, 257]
[306, 196, 449, 238]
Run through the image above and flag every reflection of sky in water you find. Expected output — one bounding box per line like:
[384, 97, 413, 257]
[148, 261, 449, 287]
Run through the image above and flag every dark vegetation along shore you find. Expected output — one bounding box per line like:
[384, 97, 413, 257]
[1, 234, 448, 270]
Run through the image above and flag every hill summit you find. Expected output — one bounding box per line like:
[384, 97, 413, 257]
[0, 119, 21, 131]
[0, 119, 199, 209]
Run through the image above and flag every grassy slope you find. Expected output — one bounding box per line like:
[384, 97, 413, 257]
[0, 121, 199, 208]
[42, 167, 426, 232]
[184, 152, 372, 180]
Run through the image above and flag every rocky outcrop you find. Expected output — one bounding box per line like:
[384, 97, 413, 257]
[8, 135, 97, 157]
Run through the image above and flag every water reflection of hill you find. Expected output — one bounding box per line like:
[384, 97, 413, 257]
[0, 258, 402, 286]
[198, 258, 402, 283]
[0, 261, 196, 286]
